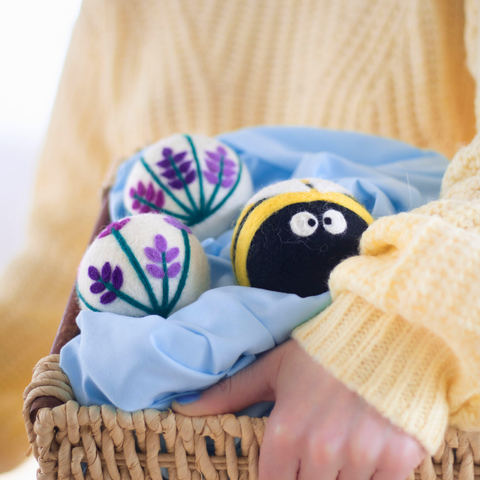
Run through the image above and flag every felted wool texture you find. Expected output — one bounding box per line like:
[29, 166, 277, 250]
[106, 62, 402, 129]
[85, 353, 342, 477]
[246, 178, 352, 206]
[77, 213, 210, 317]
[232, 179, 373, 297]
[123, 133, 253, 241]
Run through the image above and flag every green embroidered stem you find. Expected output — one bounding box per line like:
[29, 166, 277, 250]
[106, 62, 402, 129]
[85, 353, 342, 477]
[112, 229, 161, 313]
[166, 229, 191, 315]
[133, 194, 191, 221]
[207, 159, 243, 217]
[141, 157, 194, 215]
[185, 134, 205, 211]
[161, 252, 169, 310]
[99, 279, 157, 315]
[76, 285, 100, 312]
[168, 155, 199, 213]
[205, 156, 224, 212]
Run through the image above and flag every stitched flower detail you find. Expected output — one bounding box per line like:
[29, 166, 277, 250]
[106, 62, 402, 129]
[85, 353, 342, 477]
[98, 218, 131, 239]
[129, 181, 165, 213]
[163, 216, 192, 234]
[156, 147, 196, 190]
[203, 146, 237, 189]
[88, 262, 124, 304]
[145, 234, 181, 279]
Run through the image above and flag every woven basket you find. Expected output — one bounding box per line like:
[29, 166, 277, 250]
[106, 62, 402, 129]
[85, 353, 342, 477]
[23, 356, 480, 480]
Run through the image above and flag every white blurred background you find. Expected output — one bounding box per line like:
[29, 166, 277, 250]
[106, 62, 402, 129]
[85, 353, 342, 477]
[0, 1, 82, 477]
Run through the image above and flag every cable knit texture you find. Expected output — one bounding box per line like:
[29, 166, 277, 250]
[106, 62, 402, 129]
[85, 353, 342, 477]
[2, 0, 480, 470]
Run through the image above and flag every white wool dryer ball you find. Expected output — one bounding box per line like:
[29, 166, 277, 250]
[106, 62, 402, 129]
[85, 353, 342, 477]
[77, 213, 210, 317]
[123, 133, 254, 241]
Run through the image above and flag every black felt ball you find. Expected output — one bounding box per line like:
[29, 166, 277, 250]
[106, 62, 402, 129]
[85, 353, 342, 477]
[231, 180, 373, 297]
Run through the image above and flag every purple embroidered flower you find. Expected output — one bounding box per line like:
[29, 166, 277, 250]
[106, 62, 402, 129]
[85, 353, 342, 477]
[203, 146, 237, 188]
[98, 218, 131, 239]
[130, 181, 165, 213]
[164, 216, 192, 234]
[145, 234, 182, 279]
[88, 262, 124, 304]
[156, 147, 196, 190]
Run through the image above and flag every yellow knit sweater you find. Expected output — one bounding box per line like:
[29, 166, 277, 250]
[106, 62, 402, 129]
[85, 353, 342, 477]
[3, 0, 480, 470]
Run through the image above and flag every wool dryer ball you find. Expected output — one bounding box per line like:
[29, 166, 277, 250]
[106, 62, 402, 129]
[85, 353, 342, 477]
[231, 178, 374, 298]
[77, 213, 210, 317]
[123, 133, 254, 241]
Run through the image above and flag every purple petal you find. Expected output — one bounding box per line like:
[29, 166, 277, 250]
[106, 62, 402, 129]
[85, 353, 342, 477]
[167, 262, 181, 278]
[222, 177, 235, 188]
[204, 171, 219, 185]
[100, 291, 117, 304]
[163, 147, 173, 157]
[157, 158, 171, 168]
[206, 151, 221, 162]
[129, 187, 136, 198]
[146, 264, 165, 278]
[173, 151, 187, 163]
[165, 247, 180, 263]
[90, 282, 105, 294]
[217, 146, 227, 155]
[184, 170, 196, 184]
[132, 199, 140, 210]
[137, 181, 146, 196]
[161, 168, 176, 179]
[112, 266, 123, 290]
[146, 183, 154, 201]
[223, 159, 236, 167]
[145, 246, 162, 262]
[98, 228, 111, 239]
[169, 179, 184, 189]
[155, 190, 165, 208]
[102, 262, 112, 282]
[179, 161, 192, 173]
[118, 218, 131, 228]
[140, 204, 151, 213]
[154, 234, 167, 253]
[164, 216, 193, 234]
[88, 266, 100, 281]
[206, 160, 220, 173]
[223, 167, 236, 177]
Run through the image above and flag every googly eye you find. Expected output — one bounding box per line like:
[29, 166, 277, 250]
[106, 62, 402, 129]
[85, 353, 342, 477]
[290, 212, 319, 237]
[322, 209, 347, 235]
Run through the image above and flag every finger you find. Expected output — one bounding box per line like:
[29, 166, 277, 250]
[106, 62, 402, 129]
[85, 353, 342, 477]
[297, 462, 339, 480]
[172, 342, 287, 416]
[259, 411, 301, 480]
[372, 429, 426, 480]
[338, 406, 391, 480]
[299, 387, 360, 480]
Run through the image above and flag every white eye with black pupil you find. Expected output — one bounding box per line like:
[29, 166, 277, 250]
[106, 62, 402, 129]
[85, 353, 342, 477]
[290, 212, 319, 237]
[322, 209, 347, 234]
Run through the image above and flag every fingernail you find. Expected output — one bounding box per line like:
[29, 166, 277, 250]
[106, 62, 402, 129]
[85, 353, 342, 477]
[174, 393, 201, 405]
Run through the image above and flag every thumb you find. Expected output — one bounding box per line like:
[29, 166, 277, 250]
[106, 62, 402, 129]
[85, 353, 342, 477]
[172, 341, 288, 416]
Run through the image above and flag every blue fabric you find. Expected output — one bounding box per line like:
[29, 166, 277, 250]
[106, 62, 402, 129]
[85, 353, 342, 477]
[62, 289, 331, 410]
[61, 126, 449, 412]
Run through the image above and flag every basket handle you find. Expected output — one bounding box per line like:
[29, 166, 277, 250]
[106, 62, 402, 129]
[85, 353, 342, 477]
[29, 194, 111, 423]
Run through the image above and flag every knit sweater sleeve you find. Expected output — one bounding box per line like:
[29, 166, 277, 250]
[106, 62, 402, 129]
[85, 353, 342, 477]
[293, 137, 480, 455]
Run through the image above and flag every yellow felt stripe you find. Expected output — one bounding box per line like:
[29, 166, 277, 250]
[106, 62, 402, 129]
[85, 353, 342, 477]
[231, 201, 257, 278]
[233, 191, 374, 287]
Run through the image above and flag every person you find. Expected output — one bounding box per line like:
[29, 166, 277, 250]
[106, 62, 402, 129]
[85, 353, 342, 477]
[3, 0, 480, 478]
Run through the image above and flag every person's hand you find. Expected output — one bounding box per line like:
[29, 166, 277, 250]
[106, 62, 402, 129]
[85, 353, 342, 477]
[172, 339, 426, 480]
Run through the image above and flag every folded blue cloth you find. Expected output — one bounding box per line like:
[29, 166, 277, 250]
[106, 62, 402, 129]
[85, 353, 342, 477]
[60, 126, 448, 412]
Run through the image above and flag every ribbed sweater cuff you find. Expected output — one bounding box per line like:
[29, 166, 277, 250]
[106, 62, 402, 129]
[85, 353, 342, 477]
[292, 292, 456, 455]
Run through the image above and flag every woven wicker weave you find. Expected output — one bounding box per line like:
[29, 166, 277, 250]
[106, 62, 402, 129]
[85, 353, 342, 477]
[24, 356, 480, 480]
